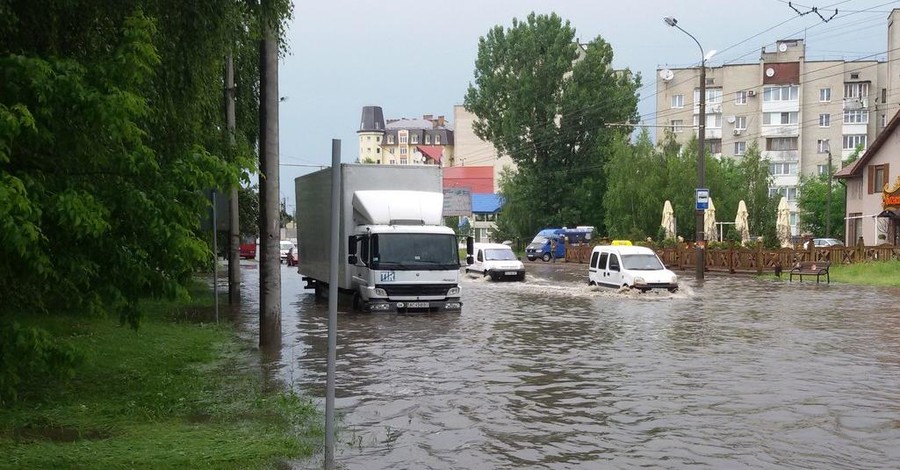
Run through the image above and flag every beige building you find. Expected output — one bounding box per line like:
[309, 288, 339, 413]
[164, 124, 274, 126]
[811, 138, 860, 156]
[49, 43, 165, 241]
[655, 10, 900, 236]
[357, 106, 454, 166]
[834, 110, 900, 246]
[450, 105, 515, 192]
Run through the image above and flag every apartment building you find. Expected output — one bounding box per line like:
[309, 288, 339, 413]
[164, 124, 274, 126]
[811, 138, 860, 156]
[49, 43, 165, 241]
[655, 11, 900, 236]
[356, 105, 454, 166]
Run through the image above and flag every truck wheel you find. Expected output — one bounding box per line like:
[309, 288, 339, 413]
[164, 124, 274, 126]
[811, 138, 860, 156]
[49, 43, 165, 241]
[542, 253, 551, 262]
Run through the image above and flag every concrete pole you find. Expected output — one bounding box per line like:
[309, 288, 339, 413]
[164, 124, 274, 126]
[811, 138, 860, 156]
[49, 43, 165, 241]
[826, 149, 833, 237]
[258, 7, 281, 348]
[325, 140, 340, 469]
[226, 53, 241, 303]
[696, 59, 707, 281]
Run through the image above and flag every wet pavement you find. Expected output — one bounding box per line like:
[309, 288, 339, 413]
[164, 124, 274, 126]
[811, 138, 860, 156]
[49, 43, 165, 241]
[232, 259, 900, 469]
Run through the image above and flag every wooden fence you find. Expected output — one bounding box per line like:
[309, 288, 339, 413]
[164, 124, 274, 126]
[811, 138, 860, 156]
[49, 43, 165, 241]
[563, 242, 900, 274]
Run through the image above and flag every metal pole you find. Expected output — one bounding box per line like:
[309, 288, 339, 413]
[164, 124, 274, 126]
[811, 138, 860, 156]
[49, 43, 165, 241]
[665, 17, 706, 280]
[212, 190, 219, 323]
[325, 139, 340, 469]
[826, 150, 833, 237]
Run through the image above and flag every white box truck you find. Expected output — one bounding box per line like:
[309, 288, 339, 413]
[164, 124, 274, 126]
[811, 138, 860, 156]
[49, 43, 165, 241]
[294, 164, 464, 312]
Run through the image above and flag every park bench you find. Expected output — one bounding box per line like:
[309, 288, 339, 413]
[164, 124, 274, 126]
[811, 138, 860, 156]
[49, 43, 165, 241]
[789, 261, 831, 284]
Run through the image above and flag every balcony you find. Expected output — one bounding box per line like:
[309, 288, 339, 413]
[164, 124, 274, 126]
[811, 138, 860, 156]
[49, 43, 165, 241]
[763, 150, 799, 162]
[843, 96, 868, 110]
[760, 124, 799, 138]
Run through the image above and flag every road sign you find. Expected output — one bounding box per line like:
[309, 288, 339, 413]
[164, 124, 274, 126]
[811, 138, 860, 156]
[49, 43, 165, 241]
[696, 188, 710, 210]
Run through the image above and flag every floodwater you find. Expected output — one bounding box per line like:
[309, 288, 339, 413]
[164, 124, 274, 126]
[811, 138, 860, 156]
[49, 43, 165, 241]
[233, 260, 900, 469]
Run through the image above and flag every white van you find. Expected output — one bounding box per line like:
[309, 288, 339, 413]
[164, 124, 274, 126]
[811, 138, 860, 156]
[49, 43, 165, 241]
[588, 243, 678, 292]
[466, 242, 526, 281]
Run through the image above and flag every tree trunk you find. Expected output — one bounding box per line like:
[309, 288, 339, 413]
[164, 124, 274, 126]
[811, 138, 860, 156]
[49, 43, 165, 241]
[226, 53, 241, 304]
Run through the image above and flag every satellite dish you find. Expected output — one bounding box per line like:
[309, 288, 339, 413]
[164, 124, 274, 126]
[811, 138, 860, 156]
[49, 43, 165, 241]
[766, 67, 775, 78]
[659, 69, 674, 81]
[727, 115, 736, 124]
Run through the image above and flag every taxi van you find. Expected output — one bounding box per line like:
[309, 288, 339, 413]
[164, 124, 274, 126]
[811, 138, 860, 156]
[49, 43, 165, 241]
[588, 241, 678, 292]
[466, 242, 526, 281]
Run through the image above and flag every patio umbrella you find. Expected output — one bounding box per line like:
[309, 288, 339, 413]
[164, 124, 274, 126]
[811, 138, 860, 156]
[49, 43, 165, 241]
[776, 196, 792, 248]
[704, 197, 717, 243]
[661, 200, 676, 240]
[735, 200, 750, 243]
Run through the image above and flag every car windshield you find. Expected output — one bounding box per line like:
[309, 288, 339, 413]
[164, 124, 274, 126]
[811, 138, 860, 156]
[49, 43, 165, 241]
[484, 248, 517, 261]
[621, 254, 665, 270]
[373, 233, 459, 269]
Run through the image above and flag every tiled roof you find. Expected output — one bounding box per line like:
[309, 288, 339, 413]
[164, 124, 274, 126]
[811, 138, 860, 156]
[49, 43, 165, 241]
[416, 145, 443, 163]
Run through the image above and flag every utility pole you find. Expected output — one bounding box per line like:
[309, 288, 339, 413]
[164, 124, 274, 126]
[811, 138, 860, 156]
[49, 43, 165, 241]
[826, 144, 833, 237]
[259, 2, 281, 348]
[226, 53, 241, 303]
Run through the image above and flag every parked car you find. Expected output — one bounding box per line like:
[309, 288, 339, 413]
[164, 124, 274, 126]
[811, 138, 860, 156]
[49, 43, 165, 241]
[466, 242, 525, 281]
[804, 238, 844, 249]
[588, 242, 678, 292]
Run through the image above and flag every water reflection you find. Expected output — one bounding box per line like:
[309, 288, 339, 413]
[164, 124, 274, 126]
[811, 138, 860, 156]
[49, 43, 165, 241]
[237, 261, 900, 469]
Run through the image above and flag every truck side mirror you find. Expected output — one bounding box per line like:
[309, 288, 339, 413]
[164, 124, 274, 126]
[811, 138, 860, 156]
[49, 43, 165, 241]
[466, 236, 474, 255]
[347, 235, 357, 255]
[348, 254, 358, 265]
[466, 255, 474, 265]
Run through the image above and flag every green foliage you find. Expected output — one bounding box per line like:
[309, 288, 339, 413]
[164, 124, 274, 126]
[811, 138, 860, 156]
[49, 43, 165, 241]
[0, 2, 291, 327]
[797, 172, 845, 237]
[239, 185, 260, 237]
[466, 13, 640, 239]
[0, 321, 82, 405]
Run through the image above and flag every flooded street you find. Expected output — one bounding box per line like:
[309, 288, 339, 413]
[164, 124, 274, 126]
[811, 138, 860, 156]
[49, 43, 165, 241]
[236, 260, 900, 469]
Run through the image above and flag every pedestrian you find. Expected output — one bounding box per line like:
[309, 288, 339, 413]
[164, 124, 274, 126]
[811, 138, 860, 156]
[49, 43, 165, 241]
[550, 237, 558, 263]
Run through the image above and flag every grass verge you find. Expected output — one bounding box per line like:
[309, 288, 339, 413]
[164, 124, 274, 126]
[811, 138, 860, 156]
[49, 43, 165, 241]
[0, 284, 322, 469]
[828, 260, 900, 287]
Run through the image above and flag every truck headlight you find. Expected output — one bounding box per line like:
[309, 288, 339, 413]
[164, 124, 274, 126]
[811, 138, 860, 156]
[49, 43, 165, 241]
[374, 287, 387, 297]
[447, 286, 460, 296]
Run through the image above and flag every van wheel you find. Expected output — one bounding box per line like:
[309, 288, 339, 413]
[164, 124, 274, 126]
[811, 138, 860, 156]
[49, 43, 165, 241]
[542, 253, 551, 262]
[668, 287, 678, 293]
[527, 256, 535, 261]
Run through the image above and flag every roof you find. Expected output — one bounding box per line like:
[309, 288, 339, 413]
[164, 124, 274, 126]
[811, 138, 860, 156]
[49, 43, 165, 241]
[472, 193, 503, 213]
[442, 166, 494, 193]
[385, 118, 434, 130]
[416, 145, 443, 163]
[835, 108, 900, 179]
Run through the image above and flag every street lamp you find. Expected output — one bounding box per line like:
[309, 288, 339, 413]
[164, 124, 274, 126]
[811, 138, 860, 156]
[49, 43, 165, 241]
[664, 16, 714, 281]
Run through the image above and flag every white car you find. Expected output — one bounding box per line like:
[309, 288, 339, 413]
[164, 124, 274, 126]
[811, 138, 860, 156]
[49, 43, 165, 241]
[803, 238, 843, 249]
[588, 243, 678, 292]
[466, 242, 526, 281]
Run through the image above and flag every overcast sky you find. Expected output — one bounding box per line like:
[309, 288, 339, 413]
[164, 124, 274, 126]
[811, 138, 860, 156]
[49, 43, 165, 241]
[276, 0, 899, 208]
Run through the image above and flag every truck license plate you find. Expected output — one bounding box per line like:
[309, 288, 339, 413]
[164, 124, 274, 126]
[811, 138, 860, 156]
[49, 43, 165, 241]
[407, 302, 429, 308]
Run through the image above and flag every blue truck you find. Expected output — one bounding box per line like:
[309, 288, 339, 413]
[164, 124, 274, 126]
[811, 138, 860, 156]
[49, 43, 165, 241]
[524, 227, 594, 262]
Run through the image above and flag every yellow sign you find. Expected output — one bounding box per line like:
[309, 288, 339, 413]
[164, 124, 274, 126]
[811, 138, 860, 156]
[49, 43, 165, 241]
[611, 240, 633, 246]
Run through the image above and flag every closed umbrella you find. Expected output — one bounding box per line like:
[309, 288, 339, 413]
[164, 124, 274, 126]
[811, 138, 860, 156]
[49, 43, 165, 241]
[704, 197, 717, 243]
[735, 200, 750, 243]
[661, 200, 676, 240]
[776, 196, 791, 248]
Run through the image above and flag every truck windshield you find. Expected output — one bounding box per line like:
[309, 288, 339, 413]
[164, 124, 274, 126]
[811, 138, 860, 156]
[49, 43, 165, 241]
[485, 249, 516, 261]
[621, 254, 665, 271]
[373, 233, 459, 270]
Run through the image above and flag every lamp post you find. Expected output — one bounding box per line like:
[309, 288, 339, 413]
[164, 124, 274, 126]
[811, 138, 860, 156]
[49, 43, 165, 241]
[665, 16, 710, 281]
[825, 140, 832, 237]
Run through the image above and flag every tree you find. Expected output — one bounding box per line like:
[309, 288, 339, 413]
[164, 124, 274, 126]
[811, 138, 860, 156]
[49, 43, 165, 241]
[465, 13, 640, 238]
[797, 173, 846, 238]
[735, 142, 777, 243]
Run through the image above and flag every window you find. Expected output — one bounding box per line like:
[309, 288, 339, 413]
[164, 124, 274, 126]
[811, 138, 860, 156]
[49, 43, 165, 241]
[842, 134, 867, 150]
[844, 82, 869, 98]
[389, 148, 395, 154]
[377, 136, 381, 143]
[843, 110, 868, 124]
[768, 186, 798, 200]
[735, 91, 747, 105]
[734, 141, 746, 155]
[769, 162, 798, 175]
[735, 115, 747, 130]
[399, 147, 408, 155]
[400, 158, 407, 165]
[670, 119, 684, 133]
[671, 94, 684, 108]
[376, 148, 381, 154]
[817, 139, 830, 154]
[882, 113, 887, 128]
[766, 137, 798, 151]
[707, 139, 722, 154]
[435, 135, 441, 145]
[763, 85, 799, 101]
[366, 135, 371, 141]
[870, 164, 889, 194]
[693, 88, 723, 104]
[425, 135, 431, 144]
[848, 212, 863, 243]
[819, 113, 830, 127]
[693, 114, 722, 128]
[819, 87, 831, 102]
[399, 134, 408, 144]
[763, 112, 798, 125]
[411, 134, 418, 144]
[387, 135, 395, 145]
[817, 164, 830, 175]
